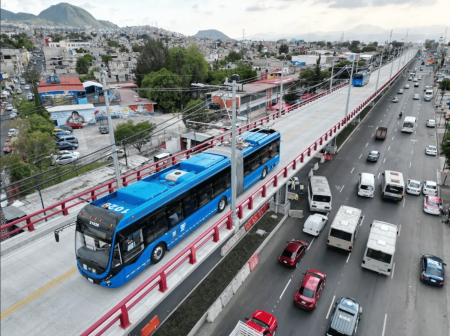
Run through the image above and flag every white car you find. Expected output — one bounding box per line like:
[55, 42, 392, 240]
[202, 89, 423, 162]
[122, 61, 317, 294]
[9, 112, 17, 119]
[413, 94, 420, 100]
[413, 77, 418, 82]
[302, 214, 328, 236]
[426, 119, 436, 127]
[422, 180, 438, 196]
[398, 89, 404, 94]
[404, 84, 410, 89]
[418, 75, 422, 80]
[406, 179, 422, 195]
[20, 80, 26, 85]
[53, 152, 80, 165]
[5, 103, 13, 111]
[425, 145, 437, 156]
[414, 82, 419, 87]
[8, 129, 18, 137]
[24, 85, 30, 90]
[16, 88, 22, 93]
[27, 93, 34, 101]
[106, 149, 125, 160]
[392, 96, 400, 103]
[408, 77, 413, 81]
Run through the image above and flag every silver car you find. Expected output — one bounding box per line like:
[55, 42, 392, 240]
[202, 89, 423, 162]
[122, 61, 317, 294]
[406, 179, 421, 195]
[53, 152, 80, 165]
[425, 145, 437, 156]
[367, 151, 380, 162]
[398, 89, 404, 94]
[426, 119, 436, 127]
[413, 94, 420, 100]
[404, 84, 410, 89]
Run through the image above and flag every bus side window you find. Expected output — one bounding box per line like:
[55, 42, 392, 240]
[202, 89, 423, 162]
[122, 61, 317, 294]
[260, 145, 270, 164]
[122, 229, 144, 263]
[167, 202, 185, 228]
[198, 182, 213, 208]
[144, 211, 168, 244]
[183, 194, 198, 218]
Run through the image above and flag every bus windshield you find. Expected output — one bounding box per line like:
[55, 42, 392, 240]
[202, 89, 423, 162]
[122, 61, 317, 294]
[385, 184, 403, 195]
[75, 230, 112, 271]
[353, 73, 363, 79]
[366, 248, 392, 264]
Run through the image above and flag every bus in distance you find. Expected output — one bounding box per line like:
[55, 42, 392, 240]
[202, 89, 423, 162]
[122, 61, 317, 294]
[401, 116, 417, 133]
[352, 71, 371, 87]
[75, 128, 280, 287]
[361, 220, 398, 275]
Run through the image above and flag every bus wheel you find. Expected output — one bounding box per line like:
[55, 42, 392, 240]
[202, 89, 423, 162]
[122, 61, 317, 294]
[217, 196, 227, 213]
[261, 167, 268, 179]
[151, 243, 165, 264]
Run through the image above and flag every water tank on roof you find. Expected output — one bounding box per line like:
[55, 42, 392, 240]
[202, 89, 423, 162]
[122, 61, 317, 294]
[230, 74, 240, 82]
[134, 95, 140, 102]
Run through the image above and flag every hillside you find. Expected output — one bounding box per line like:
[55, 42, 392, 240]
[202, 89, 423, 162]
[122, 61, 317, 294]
[0, 3, 118, 28]
[194, 29, 230, 40]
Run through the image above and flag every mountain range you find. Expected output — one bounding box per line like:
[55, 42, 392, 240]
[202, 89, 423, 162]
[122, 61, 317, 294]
[194, 29, 230, 40]
[245, 24, 448, 43]
[0, 3, 118, 28]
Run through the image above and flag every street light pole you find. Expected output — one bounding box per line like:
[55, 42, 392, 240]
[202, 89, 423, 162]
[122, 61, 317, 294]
[329, 57, 335, 93]
[389, 47, 395, 82]
[375, 54, 382, 92]
[230, 80, 238, 231]
[344, 55, 356, 123]
[101, 70, 122, 190]
[278, 53, 286, 119]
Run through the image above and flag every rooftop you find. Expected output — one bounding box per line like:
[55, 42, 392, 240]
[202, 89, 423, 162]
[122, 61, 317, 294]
[38, 76, 85, 93]
[119, 89, 156, 106]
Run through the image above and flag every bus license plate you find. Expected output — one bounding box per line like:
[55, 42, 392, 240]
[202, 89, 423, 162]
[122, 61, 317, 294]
[87, 278, 94, 283]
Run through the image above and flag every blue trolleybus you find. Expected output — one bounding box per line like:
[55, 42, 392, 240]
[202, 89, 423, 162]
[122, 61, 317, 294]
[352, 70, 371, 86]
[75, 128, 281, 287]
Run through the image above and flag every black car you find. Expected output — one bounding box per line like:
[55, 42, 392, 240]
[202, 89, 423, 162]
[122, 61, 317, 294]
[56, 141, 77, 150]
[367, 151, 380, 162]
[326, 297, 362, 336]
[420, 254, 446, 287]
[99, 126, 109, 134]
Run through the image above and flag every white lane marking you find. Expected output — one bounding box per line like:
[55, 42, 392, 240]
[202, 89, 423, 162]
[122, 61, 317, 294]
[346, 253, 351, 263]
[340, 185, 345, 193]
[409, 162, 411, 168]
[411, 150, 413, 154]
[403, 198, 406, 208]
[359, 154, 362, 159]
[326, 295, 336, 320]
[395, 128, 397, 132]
[307, 237, 315, 250]
[377, 172, 380, 179]
[351, 167, 354, 173]
[382, 314, 388, 336]
[388, 146, 390, 151]
[391, 263, 396, 280]
[279, 279, 291, 300]
[383, 158, 386, 163]
[366, 143, 368, 147]
[398, 225, 401, 237]
[380, 119, 383, 123]
[384, 114, 385, 117]
[392, 136, 394, 140]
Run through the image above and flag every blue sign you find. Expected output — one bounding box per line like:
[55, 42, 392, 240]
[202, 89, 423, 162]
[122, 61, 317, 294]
[46, 75, 61, 84]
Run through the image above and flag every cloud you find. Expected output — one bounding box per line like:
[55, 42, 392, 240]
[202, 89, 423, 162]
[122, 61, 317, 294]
[315, 0, 435, 8]
[80, 2, 96, 9]
[246, 4, 269, 11]
[192, 4, 199, 9]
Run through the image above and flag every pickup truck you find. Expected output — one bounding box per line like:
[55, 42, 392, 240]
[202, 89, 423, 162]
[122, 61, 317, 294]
[375, 126, 388, 140]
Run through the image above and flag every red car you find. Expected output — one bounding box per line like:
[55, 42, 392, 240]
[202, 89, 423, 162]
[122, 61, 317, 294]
[3, 141, 12, 154]
[65, 122, 83, 129]
[278, 239, 307, 268]
[245, 310, 277, 336]
[294, 269, 326, 310]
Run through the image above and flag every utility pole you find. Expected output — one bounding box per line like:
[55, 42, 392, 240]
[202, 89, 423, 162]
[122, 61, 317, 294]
[375, 54, 382, 92]
[330, 57, 335, 92]
[101, 70, 122, 190]
[230, 81, 238, 232]
[279, 53, 286, 119]
[344, 55, 356, 124]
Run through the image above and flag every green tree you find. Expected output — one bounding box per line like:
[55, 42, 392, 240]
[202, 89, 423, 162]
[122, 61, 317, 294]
[279, 44, 289, 54]
[362, 45, 376, 52]
[141, 68, 183, 112]
[132, 43, 142, 52]
[1, 154, 33, 182]
[439, 79, 450, 91]
[76, 57, 90, 74]
[101, 55, 113, 63]
[83, 54, 95, 63]
[26, 114, 54, 135]
[182, 99, 215, 130]
[107, 40, 120, 48]
[114, 120, 154, 152]
[120, 45, 129, 53]
[135, 38, 169, 87]
[226, 51, 242, 62]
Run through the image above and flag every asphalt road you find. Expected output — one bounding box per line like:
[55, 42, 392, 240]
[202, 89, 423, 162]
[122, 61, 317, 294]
[197, 59, 449, 336]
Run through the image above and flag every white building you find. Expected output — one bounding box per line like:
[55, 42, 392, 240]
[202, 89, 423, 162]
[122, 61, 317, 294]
[48, 40, 91, 48]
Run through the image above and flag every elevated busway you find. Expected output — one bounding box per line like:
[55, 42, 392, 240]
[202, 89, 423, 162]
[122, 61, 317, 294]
[0, 51, 417, 336]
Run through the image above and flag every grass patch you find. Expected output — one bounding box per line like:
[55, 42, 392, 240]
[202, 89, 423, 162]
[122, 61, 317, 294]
[154, 211, 281, 336]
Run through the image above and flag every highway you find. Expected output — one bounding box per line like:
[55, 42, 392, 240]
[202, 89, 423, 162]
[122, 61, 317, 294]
[0, 51, 417, 335]
[197, 58, 450, 336]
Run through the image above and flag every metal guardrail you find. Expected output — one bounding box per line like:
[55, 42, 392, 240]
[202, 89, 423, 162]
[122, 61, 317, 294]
[80, 65, 408, 335]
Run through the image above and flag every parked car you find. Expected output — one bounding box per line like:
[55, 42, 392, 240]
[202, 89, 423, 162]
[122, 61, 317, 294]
[64, 122, 83, 129]
[293, 269, 326, 310]
[423, 195, 440, 215]
[27, 93, 34, 101]
[58, 125, 73, 132]
[425, 145, 437, 156]
[278, 239, 307, 268]
[53, 130, 71, 137]
[367, 150, 380, 162]
[7, 129, 18, 137]
[56, 141, 77, 150]
[3, 143, 13, 154]
[422, 180, 438, 196]
[99, 126, 109, 134]
[420, 254, 446, 287]
[9, 112, 17, 119]
[426, 119, 436, 127]
[5, 103, 13, 111]
[326, 297, 362, 336]
[245, 310, 277, 336]
[406, 179, 421, 195]
[53, 152, 80, 165]
[106, 149, 125, 160]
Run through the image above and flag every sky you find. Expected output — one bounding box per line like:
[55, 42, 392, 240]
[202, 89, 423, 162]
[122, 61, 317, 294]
[2, 0, 450, 39]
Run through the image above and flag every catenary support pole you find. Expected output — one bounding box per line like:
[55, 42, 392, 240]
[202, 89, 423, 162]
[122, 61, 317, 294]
[101, 70, 122, 190]
[231, 80, 238, 232]
[375, 55, 382, 92]
[344, 55, 356, 123]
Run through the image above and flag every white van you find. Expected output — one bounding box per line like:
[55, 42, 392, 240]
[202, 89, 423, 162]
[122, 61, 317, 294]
[358, 173, 375, 198]
[303, 213, 329, 236]
[308, 176, 332, 212]
[424, 90, 433, 102]
[327, 205, 364, 251]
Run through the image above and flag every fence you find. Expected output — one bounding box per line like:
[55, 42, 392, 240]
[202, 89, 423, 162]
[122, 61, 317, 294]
[0, 82, 348, 240]
[79, 63, 410, 335]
